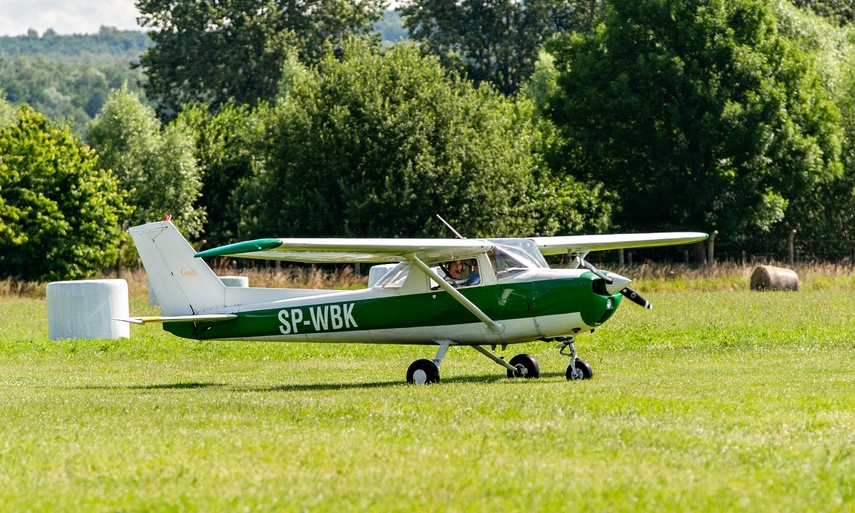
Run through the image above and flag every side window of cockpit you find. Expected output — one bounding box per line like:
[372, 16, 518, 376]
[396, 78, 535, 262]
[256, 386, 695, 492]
[433, 258, 481, 288]
[379, 265, 410, 289]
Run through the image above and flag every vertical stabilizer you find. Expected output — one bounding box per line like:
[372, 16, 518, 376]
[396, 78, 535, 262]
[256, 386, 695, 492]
[129, 221, 226, 316]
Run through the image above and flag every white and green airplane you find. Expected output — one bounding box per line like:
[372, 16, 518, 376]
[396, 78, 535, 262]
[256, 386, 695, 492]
[127, 220, 707, 384]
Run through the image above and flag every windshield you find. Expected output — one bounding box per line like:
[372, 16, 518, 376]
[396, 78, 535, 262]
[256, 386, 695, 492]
[487, 239, 548, 277]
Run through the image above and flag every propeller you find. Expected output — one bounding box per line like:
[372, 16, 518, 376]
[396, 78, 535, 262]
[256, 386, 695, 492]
[620, 286, 652, 310]
[579, 257, 653, 310]
[579, 258, 612, 284]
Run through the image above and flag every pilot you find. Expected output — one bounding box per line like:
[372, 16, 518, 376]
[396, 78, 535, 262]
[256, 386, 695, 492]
[446, 259, 480, 287]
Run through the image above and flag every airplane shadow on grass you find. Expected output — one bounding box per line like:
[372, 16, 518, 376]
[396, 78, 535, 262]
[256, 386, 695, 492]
[72, 372, 567, 393]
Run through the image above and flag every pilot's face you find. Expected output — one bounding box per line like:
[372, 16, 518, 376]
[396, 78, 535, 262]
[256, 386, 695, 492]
[450, 260, 465, 277]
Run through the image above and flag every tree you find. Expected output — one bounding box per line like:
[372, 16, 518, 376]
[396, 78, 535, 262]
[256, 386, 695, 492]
[0, 91, 13, 126]
[0, 104, 127, 281]
[778, 3, 855, 252]
[0, 54, 146, 130]
[546, 0, 843, 244]
[520, 51, 613, 235]
[0, 27, 152, 67]
[176, 102, 263, 248]
[400, 0, 604, 95]
[137, 0, 385, 116]
[242, 41, 563, 239]
[789, 0, 855, 26]
[86, 86, 205, 237]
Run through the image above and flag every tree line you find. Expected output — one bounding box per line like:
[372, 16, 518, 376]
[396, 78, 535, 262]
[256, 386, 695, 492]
[2, 0, 855, 281]
[0, 27, 149, 129]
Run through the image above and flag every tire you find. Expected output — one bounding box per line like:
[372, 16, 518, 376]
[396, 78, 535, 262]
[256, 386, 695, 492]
[566, 358, 593, 380]
[507, 354, 540, 379]
[407, 359, 440, 384]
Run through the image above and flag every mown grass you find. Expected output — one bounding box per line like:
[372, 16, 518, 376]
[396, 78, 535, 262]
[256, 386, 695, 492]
[1, 273, 855, 511]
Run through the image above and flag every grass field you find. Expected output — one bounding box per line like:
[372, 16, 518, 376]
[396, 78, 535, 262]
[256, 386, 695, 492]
[1, 273, 854, 511]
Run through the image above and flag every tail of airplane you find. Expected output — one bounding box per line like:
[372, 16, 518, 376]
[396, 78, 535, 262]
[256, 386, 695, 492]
[129, 221, 226, 316]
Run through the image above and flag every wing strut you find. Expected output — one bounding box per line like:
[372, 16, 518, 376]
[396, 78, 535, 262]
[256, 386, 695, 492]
[407, 254, 504, 334]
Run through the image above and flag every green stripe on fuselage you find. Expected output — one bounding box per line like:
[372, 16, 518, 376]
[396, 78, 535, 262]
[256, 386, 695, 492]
[164, 273, 621, 340]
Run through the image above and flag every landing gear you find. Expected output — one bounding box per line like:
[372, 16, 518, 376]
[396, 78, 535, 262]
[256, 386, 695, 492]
[406, 359, 440, 384]
[407, 340, 452, 384]
[406, 338, 593, 383]
[471, 345, 538, 379]
[566, 358, 593, 380]
[507, 353, 540, 379]
[556, 337, 594, 381]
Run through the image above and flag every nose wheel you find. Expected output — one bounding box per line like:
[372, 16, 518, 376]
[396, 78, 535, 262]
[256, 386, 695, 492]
[566, 358, 593, 380]
[557, 337, 593, 380]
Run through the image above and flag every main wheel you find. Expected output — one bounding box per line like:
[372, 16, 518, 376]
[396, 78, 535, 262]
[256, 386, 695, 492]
[407, 359, 440, 384]
[566, 358, 593, 380]
[507, 354, 540, 379]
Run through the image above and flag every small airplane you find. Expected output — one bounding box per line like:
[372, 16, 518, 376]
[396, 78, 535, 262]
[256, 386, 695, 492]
[125, 220, 707, 384]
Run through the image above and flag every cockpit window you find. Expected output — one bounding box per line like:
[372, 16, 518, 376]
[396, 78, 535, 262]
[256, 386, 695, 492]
[433, 258, 481, 288]
[488, 239, 548, 278]
[377, 263, 410, 289]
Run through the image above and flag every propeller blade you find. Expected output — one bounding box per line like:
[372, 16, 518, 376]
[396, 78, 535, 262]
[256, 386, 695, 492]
[621, 287, 652, 310]
[581, 258, 650, 308]
[580, 259, 612, 284]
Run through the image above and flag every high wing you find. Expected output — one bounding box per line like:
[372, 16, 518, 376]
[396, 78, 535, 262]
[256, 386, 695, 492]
[195, 238, 494, 263]
[531, 232, 708, 257]
[195, 232, 707, 263]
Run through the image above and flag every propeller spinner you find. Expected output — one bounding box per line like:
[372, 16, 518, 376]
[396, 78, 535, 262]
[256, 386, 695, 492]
[579, 258, 652, 310]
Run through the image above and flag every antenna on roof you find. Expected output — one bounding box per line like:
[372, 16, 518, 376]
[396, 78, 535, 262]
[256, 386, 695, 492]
[435, 214, 466, 239]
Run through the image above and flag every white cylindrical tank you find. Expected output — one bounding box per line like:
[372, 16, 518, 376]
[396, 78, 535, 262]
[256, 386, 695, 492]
[47, 279, 130, 340]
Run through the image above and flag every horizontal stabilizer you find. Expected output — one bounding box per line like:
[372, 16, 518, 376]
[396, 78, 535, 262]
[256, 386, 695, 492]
[116, 314, 238, 325]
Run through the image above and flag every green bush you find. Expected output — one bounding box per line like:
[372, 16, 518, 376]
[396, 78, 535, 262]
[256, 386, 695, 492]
[0, 105, 127, 281]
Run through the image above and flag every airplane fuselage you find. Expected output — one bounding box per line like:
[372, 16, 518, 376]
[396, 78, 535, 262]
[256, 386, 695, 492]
[164, 269, 622, 346]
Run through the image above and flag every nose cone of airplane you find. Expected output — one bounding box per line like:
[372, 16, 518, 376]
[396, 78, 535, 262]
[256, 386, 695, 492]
[604, 273, 631, 295]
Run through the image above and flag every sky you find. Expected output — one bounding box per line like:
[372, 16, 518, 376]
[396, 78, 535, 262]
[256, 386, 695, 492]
[0, 0, 143, 37]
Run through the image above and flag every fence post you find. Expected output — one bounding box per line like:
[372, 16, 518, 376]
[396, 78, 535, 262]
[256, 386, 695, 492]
[788, 229, 796, 267]
[115, 239, 125, 279]
[707, 230, 718, 268]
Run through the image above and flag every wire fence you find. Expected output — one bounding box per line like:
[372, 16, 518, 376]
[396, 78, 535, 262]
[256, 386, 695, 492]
[581, 236, 855, 269]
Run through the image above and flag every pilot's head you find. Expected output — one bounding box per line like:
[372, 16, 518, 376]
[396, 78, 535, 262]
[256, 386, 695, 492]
[449, 259, 469, 280]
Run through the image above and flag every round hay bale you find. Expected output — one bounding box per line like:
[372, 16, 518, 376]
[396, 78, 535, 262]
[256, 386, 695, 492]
[750, 265, 800, 292]
[47, 279, 130, 340]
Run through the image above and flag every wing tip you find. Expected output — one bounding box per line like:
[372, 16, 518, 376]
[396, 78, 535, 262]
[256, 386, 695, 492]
[195, 239, 283, 259]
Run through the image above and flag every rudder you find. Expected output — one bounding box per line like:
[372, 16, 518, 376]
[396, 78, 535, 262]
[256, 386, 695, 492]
[129, 221, 226, 316]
